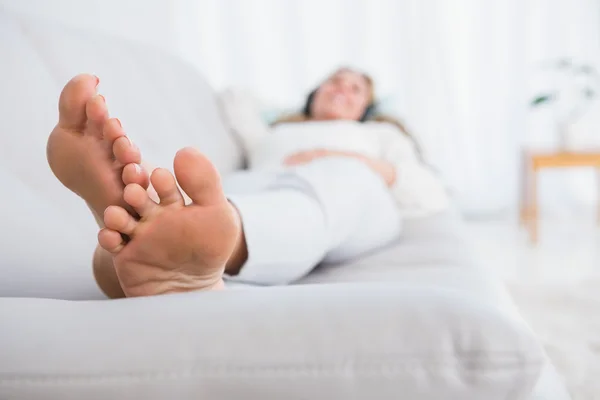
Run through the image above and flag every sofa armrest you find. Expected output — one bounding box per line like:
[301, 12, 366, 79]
[0, 283, 543, 400]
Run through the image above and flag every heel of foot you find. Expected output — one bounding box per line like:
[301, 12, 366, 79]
[123, 276, 225, 297]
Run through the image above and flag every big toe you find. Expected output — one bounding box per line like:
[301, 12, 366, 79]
[58, 74, 99, 131]
[173, 147, 225, 206]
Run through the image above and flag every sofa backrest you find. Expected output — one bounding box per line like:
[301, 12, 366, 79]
[0, 9, 243, 299]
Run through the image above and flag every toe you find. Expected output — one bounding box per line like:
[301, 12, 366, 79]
[58, 74, 99, 131]
[122, 163, 150, 189]
[104, 205, 138, 235]
[123, 183, 156, 218]
[113, 136, 141, 164]
[98, 228, 125, 254]
[103, 118, 126, 142]
[151, 168, 184, 206]
[85, 94, 109, 137]
[173, 147, 225, 206]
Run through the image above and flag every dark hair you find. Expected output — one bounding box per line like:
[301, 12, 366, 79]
[272, 67, 425, 161]
[302, 89, 376, 122]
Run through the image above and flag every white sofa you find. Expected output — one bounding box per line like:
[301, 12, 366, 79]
[0, 9, 571, 400]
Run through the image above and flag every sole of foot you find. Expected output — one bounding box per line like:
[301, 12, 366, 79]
[47, 74, 149, 223]
[99, 148, 241, 297]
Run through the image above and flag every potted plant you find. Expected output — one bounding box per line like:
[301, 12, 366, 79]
[531, 58, 599, 151]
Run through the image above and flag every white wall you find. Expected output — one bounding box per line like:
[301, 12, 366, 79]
[3, 0, 600, 215]
[171, 0, 600, 216]
[0, 0, 178, 53]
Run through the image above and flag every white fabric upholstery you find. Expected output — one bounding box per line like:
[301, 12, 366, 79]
[0, 8, 570, 400]
[1, 284, 543, 400]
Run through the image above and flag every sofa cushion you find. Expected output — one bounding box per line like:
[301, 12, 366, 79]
[299, 211, 570, 399]
[0, 283, 543, 400]
[300, 212, 528, 343]
[0, 10, 104, 298]
[15, 12, 243, 174]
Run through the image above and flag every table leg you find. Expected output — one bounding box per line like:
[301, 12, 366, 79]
[519, 152, 530, 226]
[529, 167, 538, 243]
[597, 168, 600, 226]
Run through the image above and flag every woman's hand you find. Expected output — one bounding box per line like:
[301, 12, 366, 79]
[363, 158, 397, 187]
[283, 149, 336, 166]
[284, 149, 397, 187]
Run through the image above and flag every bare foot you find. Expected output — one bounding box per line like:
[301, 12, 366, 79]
[98, 148, 241, 297]
[47, 74, 149, 223]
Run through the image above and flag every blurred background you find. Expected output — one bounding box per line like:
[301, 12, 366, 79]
[2, 1, 600, 396]
[3, 0, 600, 217]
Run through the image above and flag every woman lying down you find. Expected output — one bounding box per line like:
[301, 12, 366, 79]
[47, 67, 449, 298]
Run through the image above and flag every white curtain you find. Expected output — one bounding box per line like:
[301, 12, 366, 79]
[173, 0, 600, 216]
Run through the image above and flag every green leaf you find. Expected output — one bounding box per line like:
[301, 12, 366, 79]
[531, 95, 553, 106]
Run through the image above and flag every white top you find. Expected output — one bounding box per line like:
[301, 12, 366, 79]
[218, 89, 449, 218]
[249, 121, 380, 168]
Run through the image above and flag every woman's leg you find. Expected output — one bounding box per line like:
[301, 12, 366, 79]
[84, 153, 398, 295]
[50, 75, 396, 296]
[224, 157, 402, 285]
[89, 153, 399, 294]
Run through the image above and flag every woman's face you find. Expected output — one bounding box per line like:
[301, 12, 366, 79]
[310, 70, 371, 121]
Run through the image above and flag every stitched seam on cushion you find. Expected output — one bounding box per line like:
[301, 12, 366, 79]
[0, 359, 544, 385]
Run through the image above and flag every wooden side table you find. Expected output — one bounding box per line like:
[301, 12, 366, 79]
[519, 151, 600, 243]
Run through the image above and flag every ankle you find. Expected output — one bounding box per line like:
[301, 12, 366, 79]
[225, 202, 248, 276]
[93, 245, 125, 298]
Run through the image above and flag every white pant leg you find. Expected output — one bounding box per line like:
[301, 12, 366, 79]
[224, 158, 401, 285]
[320, 168, 402, 264]
[291, 158, 402, 263]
